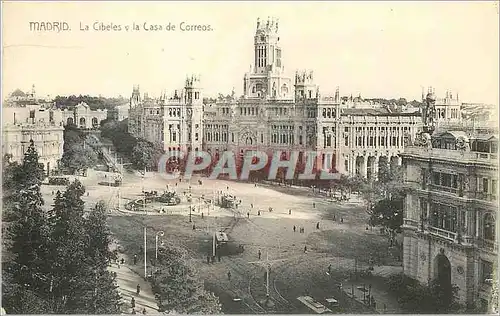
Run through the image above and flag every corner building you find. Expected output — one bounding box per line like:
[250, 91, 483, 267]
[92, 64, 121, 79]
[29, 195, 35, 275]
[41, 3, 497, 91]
[402, 123, 498, 310]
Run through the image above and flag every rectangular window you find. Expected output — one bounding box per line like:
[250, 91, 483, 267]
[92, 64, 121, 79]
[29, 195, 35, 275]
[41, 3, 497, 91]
[481, 260, 493, 284]
[483, 178, 489, 193]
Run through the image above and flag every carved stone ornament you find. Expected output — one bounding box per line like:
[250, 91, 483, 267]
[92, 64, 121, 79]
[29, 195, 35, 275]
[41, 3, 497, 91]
[187, 109, 192, 117]
[403, 132, 412, 146]
[420, 253, 426, 261]
[457, 266, 464, 275]
[456, 135, 470, 151]
[414, 132, 432, 148]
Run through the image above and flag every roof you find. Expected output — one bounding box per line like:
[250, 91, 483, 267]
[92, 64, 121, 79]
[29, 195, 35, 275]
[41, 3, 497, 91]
[11, 89, 26, 97]
[435, 130, 468, 139]
[341, 108, 420, 117]
[474, 134, 498, 141]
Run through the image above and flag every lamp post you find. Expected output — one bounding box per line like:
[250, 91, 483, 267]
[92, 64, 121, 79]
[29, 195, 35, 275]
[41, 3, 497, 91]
[155, 231, 165, 260]
[189, 194, 192, 222]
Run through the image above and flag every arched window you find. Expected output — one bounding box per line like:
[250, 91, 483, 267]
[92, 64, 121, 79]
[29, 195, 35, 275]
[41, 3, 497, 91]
[484, 213, 495, 241]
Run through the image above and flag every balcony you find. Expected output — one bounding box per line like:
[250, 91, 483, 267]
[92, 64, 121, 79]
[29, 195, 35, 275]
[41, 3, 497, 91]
[478, 239, 498, 252]
[429, 184, 458, 195]
[474, 192, 498, 202]
[403, 146, 498, 165]
[428, 226, 456, 241]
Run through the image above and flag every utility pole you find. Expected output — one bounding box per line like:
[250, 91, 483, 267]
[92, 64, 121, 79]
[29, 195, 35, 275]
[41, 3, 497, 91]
[248, 250, 287, 308]
[143, 167, 147, 278]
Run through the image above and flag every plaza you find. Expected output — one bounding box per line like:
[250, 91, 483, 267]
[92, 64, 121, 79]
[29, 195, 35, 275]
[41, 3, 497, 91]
[40, 168, 403, 314]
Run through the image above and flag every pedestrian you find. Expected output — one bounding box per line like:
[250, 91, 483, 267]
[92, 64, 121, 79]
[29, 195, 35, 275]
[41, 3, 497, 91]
[328, 264, 332, 275]
[87, 192, 89, 196]
[120, 258, 125, 265]
[227, 270, 231, 280]
[289, 209, 292, 215]
[131, 297, 136, 309]
[142, 308, 147, 314]
[51, 191, 54, 195]
[247, 212, 250, 219]
[132, 309, 136, 314]
[192, 224, 196, 230]
[333, 214, 336, 221]
[258, 210, 261, 216]
[133, 254, 137, 265]
[313, 202, 316, 208]
[293, 225, 296, 232]
[304, 245, 307, 253]
[258, 249, 262, 260]
[207, 254, 210, 264]
[251, 203, 253, 208]
[201, 212, 204, 219]
[316, 222, 320, 229]
[340, 217, 344, 223]
[136, 284, 141, 295]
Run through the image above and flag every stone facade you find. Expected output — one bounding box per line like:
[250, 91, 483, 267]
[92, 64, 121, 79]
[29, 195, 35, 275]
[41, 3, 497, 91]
[127, 18, 477, 180]
[401, 126, 498, 310]
[2, 103, 65, 174]
[62, 102, 108, 129]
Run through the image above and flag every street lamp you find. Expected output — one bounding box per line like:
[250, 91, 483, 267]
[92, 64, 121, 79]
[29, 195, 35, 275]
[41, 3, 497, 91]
[189, 194, 193, 223]
[155, 231, 165, 260]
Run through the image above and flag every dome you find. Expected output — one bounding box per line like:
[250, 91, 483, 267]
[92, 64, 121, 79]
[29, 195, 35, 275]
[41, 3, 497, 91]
[10, 89, 26, 97]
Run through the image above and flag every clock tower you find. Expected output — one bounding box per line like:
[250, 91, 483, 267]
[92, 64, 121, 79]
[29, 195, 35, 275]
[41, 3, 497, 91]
[243, 17, 293, 100]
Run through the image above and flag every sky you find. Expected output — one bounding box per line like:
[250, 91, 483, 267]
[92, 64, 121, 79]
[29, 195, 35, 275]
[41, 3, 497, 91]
[2, 1, 499, 104]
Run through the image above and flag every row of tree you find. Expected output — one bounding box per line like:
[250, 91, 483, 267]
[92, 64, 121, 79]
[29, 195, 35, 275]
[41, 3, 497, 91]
[2, 141, 120, 314]
[100, 120, 164, 171]
[54, 95, 126, 111]
[60, 124, 98, 174]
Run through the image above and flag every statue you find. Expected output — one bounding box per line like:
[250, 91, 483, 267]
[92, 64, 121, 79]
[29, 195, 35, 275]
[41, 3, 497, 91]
[456, 135, 470, 151]
[422, 92, 437, 135]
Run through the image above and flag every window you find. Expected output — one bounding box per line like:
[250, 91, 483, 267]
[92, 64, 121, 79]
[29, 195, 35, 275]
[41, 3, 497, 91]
[481, 260, 493, 284]
[261, 133, 264, 143]
[484, 213, 495, 241]
[483, 178, 489, 193]
[299, 135, 303, 145]
[195, 133, 199, 141]
[429, 202, 457, 232]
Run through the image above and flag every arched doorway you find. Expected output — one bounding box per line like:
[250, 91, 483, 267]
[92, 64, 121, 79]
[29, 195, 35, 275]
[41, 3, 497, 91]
[79, 117, 86, 128]
[433, 249, 453, 304]
[245, 137, 253, 146]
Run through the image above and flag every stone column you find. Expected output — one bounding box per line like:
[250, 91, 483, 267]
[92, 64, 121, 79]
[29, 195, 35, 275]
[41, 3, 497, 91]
[373, 155, 379, 181]
[361, 155, 367, 178]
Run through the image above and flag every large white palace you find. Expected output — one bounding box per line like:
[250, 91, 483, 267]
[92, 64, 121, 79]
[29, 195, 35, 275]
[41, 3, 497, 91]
[128, 17, 475, 179]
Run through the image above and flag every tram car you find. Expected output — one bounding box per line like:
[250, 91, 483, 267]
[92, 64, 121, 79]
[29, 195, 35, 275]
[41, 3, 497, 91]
[218, 194, 237, 209]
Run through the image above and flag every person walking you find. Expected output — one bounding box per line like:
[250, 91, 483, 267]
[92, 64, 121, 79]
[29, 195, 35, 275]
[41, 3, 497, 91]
[131, 297, 136, 309]
[328, 264, 332, 275]
[247, 212, 250, 219]
[142, 308, 147, 314]
[258, 249, 262, 260]
[227, 270, 231, 281]
[313, 202, 316, 208]
[304, 245, 307, 253]
[293, 225, 296, 232]
[132, 309, 136, 314]
[340, 217, 344, 223]
[136, 284, 141, 295]
[133, 254, 138, 265]
[289, 209, 292, 215]
[251, 203, 253, 208]
[316, 222, 320, 229]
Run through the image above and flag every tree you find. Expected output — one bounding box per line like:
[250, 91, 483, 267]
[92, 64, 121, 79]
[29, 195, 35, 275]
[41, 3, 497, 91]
[61, 143, 98, 174]
[3, 140, 53, 313]
[152, 246, 221, 314]
[368, 197, 404, 241]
